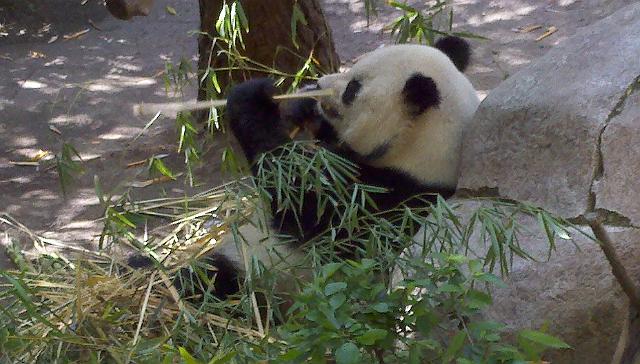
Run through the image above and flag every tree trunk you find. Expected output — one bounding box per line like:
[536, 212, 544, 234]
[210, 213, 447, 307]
[197, 0, 339, 104]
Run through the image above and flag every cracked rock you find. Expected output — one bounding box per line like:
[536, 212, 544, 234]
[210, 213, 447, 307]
[458, 3, 640, 219]
[448, 199, 640, 364]
[596, 90, 640, 226]
[453, 3, 640, 362]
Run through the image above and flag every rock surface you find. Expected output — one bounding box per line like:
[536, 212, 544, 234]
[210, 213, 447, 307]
[478, 211, 637, 364]
[597, 90, 640, 226]
[458, 3, 640, 220]
[457, 3, 640, 363]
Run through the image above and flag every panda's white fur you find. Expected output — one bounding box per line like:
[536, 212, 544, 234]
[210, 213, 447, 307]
[210, 213, 309, 292]
[186, 38, 480, 300]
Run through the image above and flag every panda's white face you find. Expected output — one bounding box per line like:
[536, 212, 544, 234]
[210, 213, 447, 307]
[317, 44, 479, 188]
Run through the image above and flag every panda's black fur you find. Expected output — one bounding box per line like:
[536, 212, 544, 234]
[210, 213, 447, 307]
[434, 36, 471, 72]
[145, 36, 478, 302]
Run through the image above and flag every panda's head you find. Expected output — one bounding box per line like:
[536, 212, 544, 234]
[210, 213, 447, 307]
[315, 37, 479, 189]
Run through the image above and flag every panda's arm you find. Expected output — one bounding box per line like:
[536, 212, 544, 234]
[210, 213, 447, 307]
[226, 80, 329, 242]
[226, 79, 291, 165]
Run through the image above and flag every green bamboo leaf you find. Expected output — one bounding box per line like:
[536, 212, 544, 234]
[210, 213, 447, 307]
[1, 273, 61, 333]
[215, 3, 228, 36]
[519, 330, 571, 349]
[442, 331, 466, 362]
[150, 157, 176, 179]
[357, 328, 387, 345]
[210, 71, 222, 93]
[324, 282, 347, 296]
[235, 2, 249, 32]
[165, 6, 177, 15]
[290, 3, 308, 49]
[335, 342, 361, 364]
[208, 351, 237, 364]
[179, 347, 204, 364]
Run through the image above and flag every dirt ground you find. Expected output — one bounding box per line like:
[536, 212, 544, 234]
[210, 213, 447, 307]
[0, 0, 635, 268]
[0, 0, 107, 45]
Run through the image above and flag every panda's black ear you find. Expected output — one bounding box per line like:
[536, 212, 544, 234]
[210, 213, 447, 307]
[434, 36, 471, 72]
[402, 73, 440, 117]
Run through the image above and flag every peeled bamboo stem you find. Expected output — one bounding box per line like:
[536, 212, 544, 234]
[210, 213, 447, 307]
[133, 88, 333, 118]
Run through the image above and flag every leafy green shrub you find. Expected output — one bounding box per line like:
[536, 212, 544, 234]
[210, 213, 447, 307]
[0, 142, 575, 363]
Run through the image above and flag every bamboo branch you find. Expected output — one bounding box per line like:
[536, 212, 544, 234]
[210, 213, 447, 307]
[133, 88, 333, 118]
[611, 306, 640, 364]
[587, 216, 640, 311]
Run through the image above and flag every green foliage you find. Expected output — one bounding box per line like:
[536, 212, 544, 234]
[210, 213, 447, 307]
[220, 143, 572, 362]
[254, 142, 384, 234]
[387, 1, 487, 45]
[216, 1, 249, 50]
[0, 141, 576, 363]
[164, 57, 193, 97]
[387, 0, 450, 45]
[269, 254, 568, 363]
[176, 111, 202, 186]
[55, 142, 84, 196]
[148, 154, 176, 180]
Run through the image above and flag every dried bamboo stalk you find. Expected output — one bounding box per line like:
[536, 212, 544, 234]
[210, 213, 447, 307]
[133, 88, 333, 118]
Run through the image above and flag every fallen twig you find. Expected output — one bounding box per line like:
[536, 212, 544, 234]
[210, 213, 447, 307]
[536, 26, 557, 41]
[9, 161, 40, 167]
[63, 28, 90, 41]
[516, 24, 542, 33]
[88, 20, 102, 31]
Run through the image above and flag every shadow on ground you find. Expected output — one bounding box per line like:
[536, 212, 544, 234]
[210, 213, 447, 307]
[0, 0, 231, 268]
[0, 0, 107, 45]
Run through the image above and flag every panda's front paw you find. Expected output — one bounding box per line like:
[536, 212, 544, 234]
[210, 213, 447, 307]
[226, 78, 289, 162]
[226, 78, 279, 124]
[281, 98, 318, 127]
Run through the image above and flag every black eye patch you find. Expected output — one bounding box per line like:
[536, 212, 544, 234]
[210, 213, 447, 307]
[342, 79, 362, 106]
[402, 73, 440, 117]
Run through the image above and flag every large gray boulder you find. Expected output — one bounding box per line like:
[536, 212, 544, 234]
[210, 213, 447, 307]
[457, 3, 640, 363]
[459, 4, 640, 220]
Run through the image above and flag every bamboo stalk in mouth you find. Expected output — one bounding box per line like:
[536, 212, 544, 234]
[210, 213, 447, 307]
[133, 88, 334, 118]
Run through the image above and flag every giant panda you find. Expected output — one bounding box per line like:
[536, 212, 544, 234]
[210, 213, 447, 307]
[177, 36, 480, 304]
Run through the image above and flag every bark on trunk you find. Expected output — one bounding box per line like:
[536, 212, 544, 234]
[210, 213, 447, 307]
[197, 0, 339, 102]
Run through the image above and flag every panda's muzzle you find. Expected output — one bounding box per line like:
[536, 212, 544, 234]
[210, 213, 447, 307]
[298, 82, 342, 120]
[318, 101, 341, 120]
